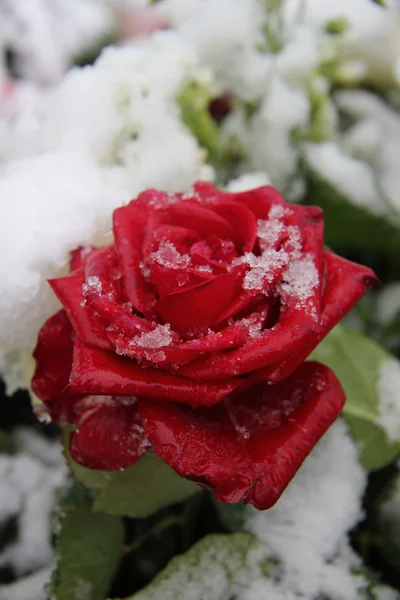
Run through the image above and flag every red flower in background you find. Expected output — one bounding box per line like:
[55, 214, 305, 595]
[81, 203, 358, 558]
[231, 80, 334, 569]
[31, 183, 377, 509]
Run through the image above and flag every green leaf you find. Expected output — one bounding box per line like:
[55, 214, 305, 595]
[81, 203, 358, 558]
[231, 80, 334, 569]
[64, 436, 200, 519]
[0, 429, 18, 454]
[310, 325, 400, 470]
[213, 500, 245, 532]
[304, 159, 400, 258]
[114, 532, 266, 600]
[93, 452, 200, 519]
[50, 485, 124, 600]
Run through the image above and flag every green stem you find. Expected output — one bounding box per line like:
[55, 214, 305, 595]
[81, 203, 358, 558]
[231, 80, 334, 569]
[122, 515, 184, 556]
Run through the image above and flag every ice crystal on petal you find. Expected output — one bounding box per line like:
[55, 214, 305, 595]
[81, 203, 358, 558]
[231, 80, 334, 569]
[82, 275, 102, 295]
[257, 218, 284, 248]
[149, 241, 191, 270]
[130, 323, 173, 349]
[268, 205, 286, 220]
[279, 254, 319, 303]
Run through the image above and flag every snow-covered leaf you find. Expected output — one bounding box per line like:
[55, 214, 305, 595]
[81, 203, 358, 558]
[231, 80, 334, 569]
[116, 533, 266, 600]
[310, 325, 400, 470]
[304, 143, 400, 259]
[50, 486, 124, 600]
[65, 440, 200, 519]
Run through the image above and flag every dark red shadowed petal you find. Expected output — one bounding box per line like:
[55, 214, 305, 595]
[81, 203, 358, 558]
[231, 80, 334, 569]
[210, 201, 257, 253]
[69, 246, 95, 271]
[32, 310, 73, 401]
[50, 271, 113, 351]
[155, 265, 246, 335]
[113, 200, 156, 316]
[31, 309, 88, 424]
[250, 250, 379, 383]
[69, 398, 150, 470]
[140, 361, 345, 509]
[67, 339, 243, 405]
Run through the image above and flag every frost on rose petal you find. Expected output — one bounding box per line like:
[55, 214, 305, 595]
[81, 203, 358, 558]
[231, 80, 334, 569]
[148, 241, 191, 270]
[130, 324, 173, 349]
[82, 276, 102, 296]
[279, 254, 319, 305]
[242, 420, 368, 600]
[377, 358, 400, 443]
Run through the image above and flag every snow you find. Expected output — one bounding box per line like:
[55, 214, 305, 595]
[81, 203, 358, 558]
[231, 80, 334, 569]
[242, 419, 368, 600]
[149, 241, 191, 270]
[0, 33, 207, 392]
[279, 254, 319, 305]
[284, 0, 400, 89]
[0, 566, 52, 600]
[376, 282, 400, 325]
[0, 429, 66, 576]
[162, 0, 269, 99]
[247, 75, 310, 192]
[0, 0, 115, 84]
[130, 323, 173, 349]
[226, 172, 270, 193]
[377, 358, 400, 443]
[305, 141, 386, 215]
[82, 275, 103, 296]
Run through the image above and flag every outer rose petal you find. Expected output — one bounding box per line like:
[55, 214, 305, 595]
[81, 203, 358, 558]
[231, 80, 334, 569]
[140, 361, 345, 509]
[32, 310, 73, 402]
[31, 310, 88, 424]
[50, 270, 113, 351]
[251, 250, 379, 383]
[113, 198, 156, 316]
[67, 339, 243, 405]
[69, 398, 149, 470]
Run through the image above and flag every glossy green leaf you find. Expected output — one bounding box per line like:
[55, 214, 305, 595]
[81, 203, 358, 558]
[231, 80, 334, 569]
[93, 452, 200, 519]
[65, 435, 200, 519]
[50, 486, 124, 600]
[310, 325, 400, 470]
[114, 533, 265, 600]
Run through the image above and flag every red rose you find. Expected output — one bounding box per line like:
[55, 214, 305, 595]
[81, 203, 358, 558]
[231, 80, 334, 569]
[31, 183, 377, 509]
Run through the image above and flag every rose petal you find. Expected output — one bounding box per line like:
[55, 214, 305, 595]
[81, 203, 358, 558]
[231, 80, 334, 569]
[232, 186, 286, 219]
[155, 265, 246, 335]
[70, 398, 149, 470]
[140, 361, 345, 509]
[50, 271, 112, 351]
[32, 310, 73, 401]
[31, 310, 88, 424]
[210, 201, 257, 252]
[250, 250, 379, 383]
[109, 317, 255, 367]
[165, 201, 238, 242]
[67, 339, 243, 405]
[113, 199, 156, 316]
[177, 305, 318, 380]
